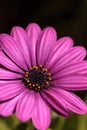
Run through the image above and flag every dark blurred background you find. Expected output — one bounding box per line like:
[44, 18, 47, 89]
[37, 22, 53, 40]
[0, 0, 87, 47]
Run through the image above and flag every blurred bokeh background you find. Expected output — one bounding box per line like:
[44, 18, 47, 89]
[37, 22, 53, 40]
[0, 0, 87, 130]
[0, 0, 87, 47]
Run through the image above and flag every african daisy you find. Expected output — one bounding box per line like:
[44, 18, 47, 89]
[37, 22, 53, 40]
[0, 23, 87, 130]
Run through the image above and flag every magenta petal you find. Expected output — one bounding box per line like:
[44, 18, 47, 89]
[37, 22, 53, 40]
[11, 26, 31, 68]
[0, 51, 23, 73]
[0, 34, 27, 70]
[51, 88, 87, 114]
[26, 23, 41, 65]
[52, 74, 87, 90]
[41, 89, 70, 117]
[45, 36, 73, 69]
[32, 93, 51, 130]
[37, 27, 57, 66]
[54, 36, 74, 52]
[50, 46, 86, 73]
[0, 68, 22, 79]
[0, 80, 20, 84]
[16, 90, 35, 122]
[52, 61, 87, 79]
[0, 82, 25, 101]
[0, 93, 22, 117]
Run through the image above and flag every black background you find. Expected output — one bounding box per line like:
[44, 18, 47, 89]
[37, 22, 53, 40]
[0, 0, 87, 48]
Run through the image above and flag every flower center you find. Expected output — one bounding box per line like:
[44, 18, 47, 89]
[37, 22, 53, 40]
[23, 65, 51, 92]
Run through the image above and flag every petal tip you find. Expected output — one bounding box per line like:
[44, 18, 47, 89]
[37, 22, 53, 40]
[26, 23, 41, 32]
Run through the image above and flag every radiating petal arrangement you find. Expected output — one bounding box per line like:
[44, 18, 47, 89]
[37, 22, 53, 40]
[0, 23, 87, 130]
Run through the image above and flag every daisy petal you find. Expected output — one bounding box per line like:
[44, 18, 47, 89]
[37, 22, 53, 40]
[16, 90, 35, 122]
[45, 36, 73, 68]
[37, 27, 57, 65]
[0, 68, 22, 79]
[0, 34, 27, 70]
[52, 61, 87, 79]
[0, 93, 22, 117]
[26, 23, 41, 65]
[0, 80, 20, 84]
[11, 26, 31, 67]
[0, 51, 23, 73]
[41, 89, 70, 117]
[54, 36, 74, 52]
[32, 93, 51, 130]
[50, 46, 86, 73]
[0, 82, 24, 101]
[51, 88, 87, 114]
[52, 74, 87, 90]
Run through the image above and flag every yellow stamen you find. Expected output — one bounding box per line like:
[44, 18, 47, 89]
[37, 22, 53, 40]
[28, 83, 32, 86]
[25, 72, 29, 75]
[47, 73, 51, 76]
[48, 77, 51, 81]
[30, 67, 33, 70]
[38, 86, 41, 89]
[45, 81, 49, 85]
[36, 84, 39, 87]
[33, 66, 38, 70]
[26, 79, 30, 83]
[25, 74, 29, 78]
[43, 68, 48, 72]
[33, 84, 35, 87]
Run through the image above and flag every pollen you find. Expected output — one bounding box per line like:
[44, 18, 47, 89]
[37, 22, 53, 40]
[33, 66, 38, 70]
[23, 65, 51, 92]
[26, 79, 30, 83]
[45, 81, 49, 85]
[32, 84, 35, 87]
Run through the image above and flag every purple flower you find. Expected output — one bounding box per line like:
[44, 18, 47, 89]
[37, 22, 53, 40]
[0, 23, 87, 130]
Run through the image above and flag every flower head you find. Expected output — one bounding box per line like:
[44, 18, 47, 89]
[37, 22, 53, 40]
[0, 23, 87, 130]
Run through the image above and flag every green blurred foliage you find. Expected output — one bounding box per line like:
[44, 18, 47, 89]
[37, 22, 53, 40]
[0, 112, 87, 130]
